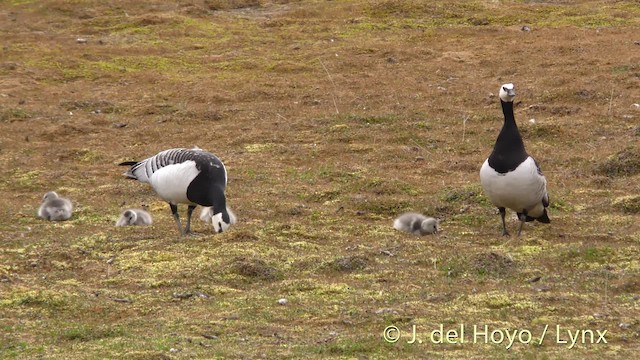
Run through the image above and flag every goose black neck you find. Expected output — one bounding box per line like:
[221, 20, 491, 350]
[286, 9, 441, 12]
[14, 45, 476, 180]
[488, 100, 528, 173]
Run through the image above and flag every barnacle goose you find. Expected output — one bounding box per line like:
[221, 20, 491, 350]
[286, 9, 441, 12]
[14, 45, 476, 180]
[119, 147, 232, 235]
[393, 212, 439, 235]
[480, 83, 550, 236]
[116, 208, 153, 227]
[38, 191, 73, 221]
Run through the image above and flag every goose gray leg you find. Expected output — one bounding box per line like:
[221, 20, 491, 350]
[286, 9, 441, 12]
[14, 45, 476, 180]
[170, 203, 184, 235]
[499, 207, 509, 236]
[185, 205, 196, 234]
[517, 211, 527, 237]
[517, 221, 525, 237]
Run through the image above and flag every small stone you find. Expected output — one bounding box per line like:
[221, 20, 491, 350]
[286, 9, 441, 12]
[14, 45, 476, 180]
[528, 276, 542, 283]
[94, 109, 101, 114]
[380, 250, 394, 257]
[76, 38, 88, 44]
[522, 25, 531, 32]
[277, 298, 288, 305]
[415, 156, 425, 162]
[619, 323, 630, 329]
[112, 123, 127, 128]
[169, 348, 179, 353]
[529, 118, 536, 124]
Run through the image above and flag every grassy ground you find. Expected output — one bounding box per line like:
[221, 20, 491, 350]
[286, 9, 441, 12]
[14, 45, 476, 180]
[1, 0, 639, 358]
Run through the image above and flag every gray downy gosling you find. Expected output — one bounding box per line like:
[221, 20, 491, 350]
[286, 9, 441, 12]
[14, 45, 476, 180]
[116, 208, 153, 226]
[393, 212, 439, 235]
[38, 191, 73, 221]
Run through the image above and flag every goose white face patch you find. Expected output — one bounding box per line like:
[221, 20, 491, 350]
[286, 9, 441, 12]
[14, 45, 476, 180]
[499, 83, 516, 102]
[211, 212, 231, 233]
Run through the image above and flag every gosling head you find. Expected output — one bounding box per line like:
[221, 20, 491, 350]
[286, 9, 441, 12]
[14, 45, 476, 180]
[43, 191, 59, 201]
[123, 210, 137, 225]
[421, 218, 439, 235]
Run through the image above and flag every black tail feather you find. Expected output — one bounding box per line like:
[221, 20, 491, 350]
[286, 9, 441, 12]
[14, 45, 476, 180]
[119, 161, 138, 166]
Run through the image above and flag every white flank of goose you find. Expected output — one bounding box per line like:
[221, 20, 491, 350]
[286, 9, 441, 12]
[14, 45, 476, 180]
[393, 212, 439, 236]
[116, 208, 153, 226]
[38, 191, 73, 221]
[480, 83, 550, 236]
[119, 147, 232, 235]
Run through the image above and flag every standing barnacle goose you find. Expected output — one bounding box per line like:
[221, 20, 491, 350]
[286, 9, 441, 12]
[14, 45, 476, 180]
[480, 83, 550, 236]
[119, 147, 232, 235]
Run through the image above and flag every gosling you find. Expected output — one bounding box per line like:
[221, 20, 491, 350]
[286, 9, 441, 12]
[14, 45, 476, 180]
[393, 212, 438, 235]
[115, 208, 153, 227]
[38, 191, 73, 221]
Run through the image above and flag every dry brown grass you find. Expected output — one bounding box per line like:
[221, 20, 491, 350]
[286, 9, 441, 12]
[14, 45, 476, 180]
[1, 0, 639, 358]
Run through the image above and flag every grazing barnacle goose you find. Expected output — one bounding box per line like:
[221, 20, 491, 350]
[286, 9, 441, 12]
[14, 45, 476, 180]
[393, 212, 439, 236]
[480, 83, 550, 236]
[119, 147, 232, 235]
[115, 208, 153, 227]
[38, 191, 73, 221]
